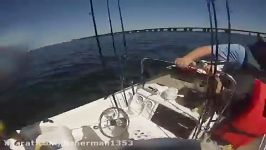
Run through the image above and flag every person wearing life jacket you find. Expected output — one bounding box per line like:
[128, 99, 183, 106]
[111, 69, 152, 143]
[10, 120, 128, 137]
[175, 37, 266, 149]
[212, 77, 266, 149]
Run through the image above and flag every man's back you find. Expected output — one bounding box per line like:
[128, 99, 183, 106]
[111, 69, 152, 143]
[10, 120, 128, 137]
[248, 38, 266, 71]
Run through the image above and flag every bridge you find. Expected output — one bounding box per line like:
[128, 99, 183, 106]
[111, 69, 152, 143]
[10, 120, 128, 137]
[113, 27, 266, 38]
[79, 27, 266, 41]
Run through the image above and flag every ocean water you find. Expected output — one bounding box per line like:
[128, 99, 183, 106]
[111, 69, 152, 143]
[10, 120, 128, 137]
[0, 31, 258, 130]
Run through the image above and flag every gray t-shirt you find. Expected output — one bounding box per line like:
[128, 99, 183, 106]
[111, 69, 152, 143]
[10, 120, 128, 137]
[212, 44, 261, 71]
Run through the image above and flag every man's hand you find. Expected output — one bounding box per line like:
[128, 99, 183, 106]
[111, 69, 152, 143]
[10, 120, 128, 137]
[174, 46, 212, 69]
[175, 57, 196, 68]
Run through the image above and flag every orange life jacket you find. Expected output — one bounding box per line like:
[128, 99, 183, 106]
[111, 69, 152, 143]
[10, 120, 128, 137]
[215, 79, 266, 148]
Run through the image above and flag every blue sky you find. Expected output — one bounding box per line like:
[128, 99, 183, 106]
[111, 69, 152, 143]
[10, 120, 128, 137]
[0, 0, 265, 50]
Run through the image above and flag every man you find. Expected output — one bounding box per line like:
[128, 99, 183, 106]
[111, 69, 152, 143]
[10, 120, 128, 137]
[175, 38, 266, 101]
[175, 37, 266, 74]
[175, 38, 266, 115]
[175, 38, 266, 149]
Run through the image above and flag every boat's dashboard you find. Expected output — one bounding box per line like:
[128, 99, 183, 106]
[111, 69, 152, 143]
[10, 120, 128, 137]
[126, 83, 203, 139]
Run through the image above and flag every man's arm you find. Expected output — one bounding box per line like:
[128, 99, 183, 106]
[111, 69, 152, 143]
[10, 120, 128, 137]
[181, 46, 212, 61]
[175, 46, 212, 68]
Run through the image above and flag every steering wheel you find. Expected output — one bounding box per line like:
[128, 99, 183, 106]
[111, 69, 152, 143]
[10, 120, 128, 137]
[99, 107, 130, 138]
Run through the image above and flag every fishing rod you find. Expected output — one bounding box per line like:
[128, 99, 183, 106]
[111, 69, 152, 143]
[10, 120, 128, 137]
[117, 0, 128, 57]
[192, 0, 221, 139]
[89, 0, 103, 57]
[211, 0, 219, 76]
[226, 0, 231, 62]
[106, 0, 117, 56]
[192, 0, 214, 139]
[199, 0, 221, 138]
[193, 0, 236, 139]
[112, 93, 119, 108]
[207, 1, 215, 74]
[207, 0, 235, 134]
[106, 0, 128, 107]
[117, 0, 129, 107]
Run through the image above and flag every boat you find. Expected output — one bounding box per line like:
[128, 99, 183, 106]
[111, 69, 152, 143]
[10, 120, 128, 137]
[2, 57, 247, 150]
[2, 0, 266, 149]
